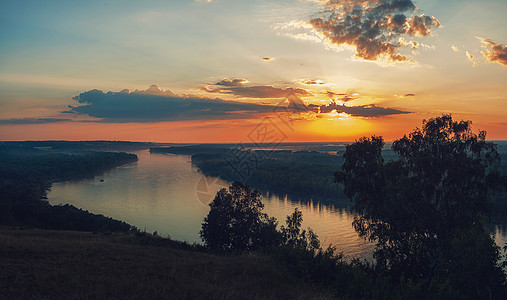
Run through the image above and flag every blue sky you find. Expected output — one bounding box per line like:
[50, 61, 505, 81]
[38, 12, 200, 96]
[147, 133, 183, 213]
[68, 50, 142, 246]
[0, 0, 506, 141]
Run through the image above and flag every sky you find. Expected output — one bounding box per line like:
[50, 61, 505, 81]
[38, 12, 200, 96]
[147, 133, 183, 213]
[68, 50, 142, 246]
[0, 0, 506, 143]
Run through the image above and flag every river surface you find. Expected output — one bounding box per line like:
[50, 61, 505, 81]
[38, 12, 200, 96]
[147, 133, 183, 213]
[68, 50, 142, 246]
[48, 149, 507, 260]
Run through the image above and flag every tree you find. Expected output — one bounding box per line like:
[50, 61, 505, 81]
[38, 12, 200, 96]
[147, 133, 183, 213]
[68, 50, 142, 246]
[280, 208, 320, 252]
[200, 182, 280, 253]
[336, 115, 506, 296]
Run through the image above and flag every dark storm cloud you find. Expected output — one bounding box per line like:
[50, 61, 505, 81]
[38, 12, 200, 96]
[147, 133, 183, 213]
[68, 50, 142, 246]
[480, 38, 507, 66]
[404, 93, 415, 97]
[67, 88, 280, 123]
[309, 0, 441, 62]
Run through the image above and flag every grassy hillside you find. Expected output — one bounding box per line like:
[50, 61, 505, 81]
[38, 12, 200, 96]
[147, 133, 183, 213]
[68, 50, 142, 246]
[0, 227, 336, 300]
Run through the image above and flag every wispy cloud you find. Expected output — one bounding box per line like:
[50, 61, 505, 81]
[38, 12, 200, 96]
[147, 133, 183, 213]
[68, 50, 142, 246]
[0, 118, 74, 125]
[201, 78, 312, 98]
[214, 78, 248, 87]
[318, 102, 409, 117]
[465, 51, 478, 67]
[299, 79, 326, 85]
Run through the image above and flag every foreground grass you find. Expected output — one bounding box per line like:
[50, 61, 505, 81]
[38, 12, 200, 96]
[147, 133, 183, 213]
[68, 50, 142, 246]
[0, 227, 335, 300]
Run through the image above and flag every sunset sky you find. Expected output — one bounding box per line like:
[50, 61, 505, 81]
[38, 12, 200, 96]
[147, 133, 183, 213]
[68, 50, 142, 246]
[1, 0, 506, 142]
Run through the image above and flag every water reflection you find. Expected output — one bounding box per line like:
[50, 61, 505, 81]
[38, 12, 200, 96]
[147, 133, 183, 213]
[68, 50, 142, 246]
[48, 150, 505, 261]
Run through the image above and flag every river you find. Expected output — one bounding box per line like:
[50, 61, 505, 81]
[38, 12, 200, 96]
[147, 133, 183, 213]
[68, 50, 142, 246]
[48, 149, 507, 260]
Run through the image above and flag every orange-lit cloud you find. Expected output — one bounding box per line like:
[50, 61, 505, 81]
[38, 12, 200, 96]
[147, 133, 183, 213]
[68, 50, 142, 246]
[466, 50, 478, 67]
[306, 0, 441, 62]
[299, 79, 326, 85]
[480, 38, 507, 66]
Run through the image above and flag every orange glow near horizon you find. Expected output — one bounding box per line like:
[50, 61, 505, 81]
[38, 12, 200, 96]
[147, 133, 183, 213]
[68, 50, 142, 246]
[1, 114, 502, 143]
[1, 111, 507, 143]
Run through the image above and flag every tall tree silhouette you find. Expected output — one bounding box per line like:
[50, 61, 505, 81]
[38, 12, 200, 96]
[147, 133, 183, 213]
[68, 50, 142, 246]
[336, 115, 506, 297]
[200, 182, 279, 253]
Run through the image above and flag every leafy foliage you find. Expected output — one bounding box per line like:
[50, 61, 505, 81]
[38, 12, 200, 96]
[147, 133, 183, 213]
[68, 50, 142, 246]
[200, 182, 280, 253]
[336, 114, 506, 297]
[280, 208, 320, 252]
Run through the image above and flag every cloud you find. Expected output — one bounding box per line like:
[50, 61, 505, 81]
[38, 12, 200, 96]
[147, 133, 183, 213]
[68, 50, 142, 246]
[465, 51, 478, 67]
[67, 86, 282, 123]
[325, 90, 358, 102]
[125, 84, 177, 97]
[262, 57, 275, 61]
[451, 45, 459, 52]
[318, 102, 409, 117]
[202, 79, 312, 98]
[326, 91, 347, 98]
[307, 0, 441, 62]
[480, 38, 507, 66]
[0, 118, 74, 124]
[403, 93, 415, 97]
[300, 79, 326, 85]
[214, 78, 248, 87]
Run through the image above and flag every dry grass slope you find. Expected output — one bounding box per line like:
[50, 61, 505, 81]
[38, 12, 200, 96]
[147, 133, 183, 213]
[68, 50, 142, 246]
[0, 227, 336, 300]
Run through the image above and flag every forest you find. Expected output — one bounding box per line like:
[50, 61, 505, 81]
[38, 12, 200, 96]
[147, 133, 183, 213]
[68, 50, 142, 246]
[2, 116, 507, 299]
[151, 141, 507, 208]
[152, 145, 345, 200]
[197, 115, 507, 299]
[0, 144, 137, 231]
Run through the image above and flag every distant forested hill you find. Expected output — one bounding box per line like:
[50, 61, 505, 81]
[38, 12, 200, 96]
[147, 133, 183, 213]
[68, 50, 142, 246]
[3, 140, 154, 153]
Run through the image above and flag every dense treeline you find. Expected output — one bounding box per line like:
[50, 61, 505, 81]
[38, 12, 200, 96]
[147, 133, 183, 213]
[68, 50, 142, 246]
[156, 143, 507, 213]
[150, 144, 229, 155]
[0, 145, 137, 231]
[191, 150, 344, 200]
[4, 140, 154, 152]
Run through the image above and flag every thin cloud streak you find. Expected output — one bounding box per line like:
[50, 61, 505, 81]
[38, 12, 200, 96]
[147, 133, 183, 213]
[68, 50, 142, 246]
[202, 79, 312, 98]
[0, 118, 74, 125]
